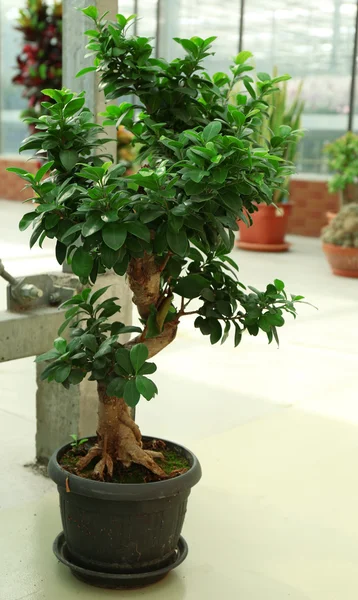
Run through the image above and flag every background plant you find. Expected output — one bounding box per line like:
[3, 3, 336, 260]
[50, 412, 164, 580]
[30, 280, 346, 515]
[324, 132, 358, 205]
[10, 7, 305, 481]
[13, 0, 62, 122]
[248, 68, 304, 203]
[117, 125, 137, 173]
[322, 203, 358, 248]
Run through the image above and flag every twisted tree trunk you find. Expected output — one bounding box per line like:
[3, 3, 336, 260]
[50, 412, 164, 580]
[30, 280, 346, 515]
[77, 384, 167, 479]
[77, 254, 178, 480]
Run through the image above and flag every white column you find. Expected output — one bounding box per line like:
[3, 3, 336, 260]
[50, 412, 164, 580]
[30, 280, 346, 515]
[36, 0, 133, 462]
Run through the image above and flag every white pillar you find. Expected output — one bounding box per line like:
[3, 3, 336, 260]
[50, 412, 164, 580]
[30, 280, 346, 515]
[36, 0, 133, 462]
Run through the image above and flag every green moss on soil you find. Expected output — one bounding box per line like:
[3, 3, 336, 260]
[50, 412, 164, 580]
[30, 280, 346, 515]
[60, 442, 190, 484]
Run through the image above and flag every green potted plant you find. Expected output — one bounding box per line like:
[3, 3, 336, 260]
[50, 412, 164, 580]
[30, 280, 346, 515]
[236, 71, 304, 251]
[324, 132, 358, 224]
[322, 203, 358, 277]
[10, 7, 305, 589]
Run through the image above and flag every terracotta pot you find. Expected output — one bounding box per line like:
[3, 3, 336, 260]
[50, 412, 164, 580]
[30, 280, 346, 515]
[322, 243, 358, 278]
[326, 211, 337, 225]
[236, 203, 292, 252]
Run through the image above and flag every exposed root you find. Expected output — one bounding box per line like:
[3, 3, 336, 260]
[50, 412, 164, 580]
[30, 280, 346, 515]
[116, 422, 167, 478]
[75, 386, 168, 481]
[146, 450, 165, 459]
[93, 453, 114, 479]
[76, 446, 102, 472]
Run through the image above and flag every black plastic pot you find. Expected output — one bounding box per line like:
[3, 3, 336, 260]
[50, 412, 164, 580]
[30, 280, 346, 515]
[48, 436, 201, 588]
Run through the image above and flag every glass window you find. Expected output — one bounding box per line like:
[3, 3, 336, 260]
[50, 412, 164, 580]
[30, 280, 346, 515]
[242, 0, 357, 173]
[158, 0, 241, 72]
[0, 0, 28, 154]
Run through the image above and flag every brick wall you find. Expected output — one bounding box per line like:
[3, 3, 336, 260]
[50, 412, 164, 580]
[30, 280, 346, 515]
[0, 157, 40, 201]
[288, 178, 339, 237]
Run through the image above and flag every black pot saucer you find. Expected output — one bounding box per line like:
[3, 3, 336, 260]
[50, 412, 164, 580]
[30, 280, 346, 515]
[53, 532, 188, 589]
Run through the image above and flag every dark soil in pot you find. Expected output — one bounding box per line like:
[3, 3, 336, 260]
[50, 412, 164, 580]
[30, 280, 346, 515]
[48, 436, 201, 589]
[60, 438, 190, 483]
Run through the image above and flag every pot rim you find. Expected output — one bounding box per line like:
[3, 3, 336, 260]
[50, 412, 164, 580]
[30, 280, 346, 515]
[322, 242, 358, 255]
[48, 435, 202, 501]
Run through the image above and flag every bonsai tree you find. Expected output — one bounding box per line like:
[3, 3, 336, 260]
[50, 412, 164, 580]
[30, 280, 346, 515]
[10, 8, 305, 481]
[324, 132, 358, 207]
[13, 0, 62, 123]
[322, 203, 358, 248]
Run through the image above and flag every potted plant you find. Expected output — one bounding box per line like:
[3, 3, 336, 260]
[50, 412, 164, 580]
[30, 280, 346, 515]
[236, 71, 304, 251]
[10, 7, 305, 589]
[13, 0, 62, 127]
[324, 132, 358, 224]
[322, 204, 358, 277]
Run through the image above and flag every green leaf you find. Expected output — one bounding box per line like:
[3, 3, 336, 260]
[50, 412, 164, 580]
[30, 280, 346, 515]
[130, 344, 149, 373]
[258, 315, 271, 333]
[35, 161, 54, 183]
[81, 5, 99, 20]
[136, 375, 158, 401]
[213, 168, 228, 184]
[138, 362, 157, 375]
[41, 89, 63, 102]
[19, 212, 37, 231]
[265, 312, 285, 327]
[279, 125, 292, 138]
[124, 379, 140, 408]
[202, 121, 222, 142]
[140, 208, 165, 223]
[82, 213, 104, 237]
[235, 50, 253, 64]
[30, 223, 44, 249]
[115, 348, 133, 374]
[102, 223, 127, 250]
[101, 244, 120, 269]
[201, 287, 215, 302]
[72, 248, 94, 278]
[63, 97, 85, 118]
[236, 93, 247, 105]
[107, 377, 126, 398]
[166, 228, 188, 256]
[56, 241, 67, 265]
[234, 323, 242, 347]
[57, 316, 74, 336]
[257, 72, 271, 82]
[68, 370, 85, 385]
[210, 320, 222, 344]
[60, 150, 79, 171]
[54, 337, 67, 354]
[60, 223, 82, 243]
[82, 334, 97, 352]
[93, 336, 116, 359]
[274, 279, 285, 291]
[35, 349, 61, 362]
[125, 221, 150, 242]
[64, 305, 80, 319]
[54, 364, 72, 383]
[76, 66, 97, 78]
[272, 74, 291, 84]
[243, 78, 256, 99]
[89, 286, 110, 305]
[175, 274, 208, 299]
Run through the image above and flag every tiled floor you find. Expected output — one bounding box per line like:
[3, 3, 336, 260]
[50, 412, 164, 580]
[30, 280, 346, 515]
[1, 199, 358, 599]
